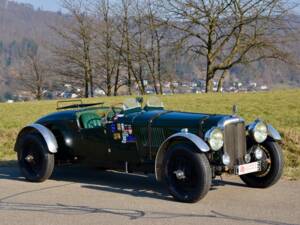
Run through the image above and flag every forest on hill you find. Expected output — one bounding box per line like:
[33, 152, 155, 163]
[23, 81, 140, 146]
[0, 0, 299, 101]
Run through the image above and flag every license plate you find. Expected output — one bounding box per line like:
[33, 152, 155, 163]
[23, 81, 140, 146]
[235, 162, 261, 175]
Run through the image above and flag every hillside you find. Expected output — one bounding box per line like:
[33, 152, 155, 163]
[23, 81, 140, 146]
[0, 0, 299, 99]
[0, 0, 65, 97]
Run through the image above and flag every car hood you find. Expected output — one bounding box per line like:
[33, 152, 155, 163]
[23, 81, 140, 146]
[121, 110, 230, 132]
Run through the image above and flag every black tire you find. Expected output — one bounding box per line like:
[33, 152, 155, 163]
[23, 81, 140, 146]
[17, 133, 54, 182]
[162, 143, 212, 203]
[240, 141, 283, 188]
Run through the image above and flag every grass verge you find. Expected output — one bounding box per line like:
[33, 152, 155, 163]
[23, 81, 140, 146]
[0, 89, 299, 179]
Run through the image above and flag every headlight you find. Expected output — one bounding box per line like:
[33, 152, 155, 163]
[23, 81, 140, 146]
[251, 121, 268, 143]
[205, 127, 224, 151]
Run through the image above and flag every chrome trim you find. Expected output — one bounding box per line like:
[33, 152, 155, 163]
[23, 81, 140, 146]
[22, 124, 58, 153]
[154, 132, 210, 181]
[267, 124, 282, 141]
[166, 132, 210, 152]
[217, 116, 245, 129]
[247, 119, 264, 132]
[221, 116, 247, 168]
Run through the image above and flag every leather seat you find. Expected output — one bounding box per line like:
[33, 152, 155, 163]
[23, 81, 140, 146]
[80, 113, 102, 129]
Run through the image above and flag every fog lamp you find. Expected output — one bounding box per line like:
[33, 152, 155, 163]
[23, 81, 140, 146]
[222, 153, 231, 166]
[244, 153, 251, 163]
[254, 147, 263, 160]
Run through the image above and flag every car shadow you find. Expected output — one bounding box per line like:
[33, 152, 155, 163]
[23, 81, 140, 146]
[50, 166, 247, 200]
[51, 166, 173, 201]
[0, 165, 247, 201]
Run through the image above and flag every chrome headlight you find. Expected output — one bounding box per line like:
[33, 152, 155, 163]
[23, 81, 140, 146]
[205, 127, 224, 151]
[250, 121, 268, 143]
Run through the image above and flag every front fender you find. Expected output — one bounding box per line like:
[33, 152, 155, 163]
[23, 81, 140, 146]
[247, 121, 282, 142]
[15, 124, 58, 153]
[267, 124, 282, 141]
[155, 132, 210, 182]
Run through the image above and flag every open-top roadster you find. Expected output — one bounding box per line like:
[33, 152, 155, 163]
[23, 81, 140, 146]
[15, 97, 283, 203]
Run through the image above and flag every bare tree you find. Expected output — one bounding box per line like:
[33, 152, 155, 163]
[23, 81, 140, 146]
[119, 0, 134, 95]
[117, 0, 147, 95]
[51, 0, 94, 98]
[163, 0, 292, 92]
[145, 0, 167, 94]
[17, 52, 47, 100]
[93, 0, 117, 96]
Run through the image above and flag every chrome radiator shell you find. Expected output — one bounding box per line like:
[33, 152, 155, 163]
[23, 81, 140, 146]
[219, 117, 247, 168]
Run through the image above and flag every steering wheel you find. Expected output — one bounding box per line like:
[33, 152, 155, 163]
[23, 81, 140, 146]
[106, 103, 126, 121]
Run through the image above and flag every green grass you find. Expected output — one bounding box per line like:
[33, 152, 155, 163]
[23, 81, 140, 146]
[0, 89, 299, 179]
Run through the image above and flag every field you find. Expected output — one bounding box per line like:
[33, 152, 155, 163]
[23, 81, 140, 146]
[0, 89, 299, 179]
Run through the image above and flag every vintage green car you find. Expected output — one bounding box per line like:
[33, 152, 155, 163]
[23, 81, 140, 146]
[15, 97, 283, 203]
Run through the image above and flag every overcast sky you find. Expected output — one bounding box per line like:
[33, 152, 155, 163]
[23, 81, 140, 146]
[13, 0, 63, 12]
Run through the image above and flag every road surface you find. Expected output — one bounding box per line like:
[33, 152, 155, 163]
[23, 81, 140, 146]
[0, 166, 299, 225]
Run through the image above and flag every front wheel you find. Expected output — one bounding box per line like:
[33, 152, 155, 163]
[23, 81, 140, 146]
[240, 141, 284, 188]
[162, 143, 212, 203]
[17, 133, 54, 182]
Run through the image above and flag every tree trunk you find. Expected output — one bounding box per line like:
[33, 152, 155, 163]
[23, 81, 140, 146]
[205, 69, 214, 93]
[156, 39, 162, 94]
[205, 77, 213, 93]
[36, 86, 42, 100]
[89, 70, 94, 97]
[139, 64, 145, 95]
[127, 71, 132, 95]
[217, 70, 227, 92]
[84, 69, 89, 98]
[106, 60, 112, 96]
[114, 66, 120, 96]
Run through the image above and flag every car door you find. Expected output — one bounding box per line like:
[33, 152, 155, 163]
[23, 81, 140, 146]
[79, 126, 108, 162]
[105, 121, 140, 162]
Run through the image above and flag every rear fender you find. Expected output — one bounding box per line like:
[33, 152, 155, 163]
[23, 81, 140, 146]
[15, 124, 58, 153]
[155, 132, 210, 182]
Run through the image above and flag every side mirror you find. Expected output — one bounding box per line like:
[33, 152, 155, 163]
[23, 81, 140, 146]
[136, 97, 144, 105]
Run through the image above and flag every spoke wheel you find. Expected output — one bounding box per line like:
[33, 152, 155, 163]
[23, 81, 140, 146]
[167, 154, 198, 195]
[163, 143, 211, 203]
[255, 145, 272, 177]
[240, 141, 283, 188]
[17, 133, 54, 182]
[22, 141, 44, 177]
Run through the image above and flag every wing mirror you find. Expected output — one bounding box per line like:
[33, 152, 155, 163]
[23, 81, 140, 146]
[136, 97, 144, 105]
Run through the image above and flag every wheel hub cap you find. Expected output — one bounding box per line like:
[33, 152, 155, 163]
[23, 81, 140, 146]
[25, 155, 34, 163]
[173, 170, 186, 180]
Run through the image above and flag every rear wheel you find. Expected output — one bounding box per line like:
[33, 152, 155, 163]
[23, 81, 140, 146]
[240, 141, 283, 188]
[17, 133, 54, 182]
[162, 143, 212, 203]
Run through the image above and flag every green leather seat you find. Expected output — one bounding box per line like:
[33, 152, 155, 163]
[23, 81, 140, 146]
[80, 112, 102, 129]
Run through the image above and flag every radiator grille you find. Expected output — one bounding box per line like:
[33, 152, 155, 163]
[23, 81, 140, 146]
[223, 122, 247, 168]
[135, 127, 165, 147]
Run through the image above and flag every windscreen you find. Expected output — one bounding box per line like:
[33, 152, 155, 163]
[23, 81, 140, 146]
[123, 98, 141, 110]
[146, 96, 164, 108]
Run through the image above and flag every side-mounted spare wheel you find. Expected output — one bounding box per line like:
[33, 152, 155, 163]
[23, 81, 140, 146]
[240, 141, 284, 188]
[16, 133, 54, 182]
[162, 143, 212, 203]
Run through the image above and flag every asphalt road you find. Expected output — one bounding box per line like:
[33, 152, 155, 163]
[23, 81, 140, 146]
[0, 166, 299, 225]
